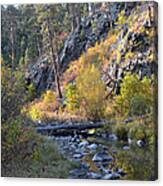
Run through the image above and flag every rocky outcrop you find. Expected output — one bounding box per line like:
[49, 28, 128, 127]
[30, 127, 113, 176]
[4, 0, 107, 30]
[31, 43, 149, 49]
[27, 1, 157, 95]
[26, 2, 135, 93]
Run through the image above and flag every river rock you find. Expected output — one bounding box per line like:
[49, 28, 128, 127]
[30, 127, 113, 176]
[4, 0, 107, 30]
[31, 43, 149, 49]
[124, 117, 133, 123]
[87, 172, 102, 179]
[109, 134, 118, 141]
[103, 172, 121, 180]
[81, 162, 90, 169]
[100, 166, 112, 174]
[103, 173, 113, 180]
[137, 140, 145, 147]
[79, 141, 89, 148]
[117, 168, 126, 176]
[122, 145, 130, 150]
[88, 143, 98, 150]
[92, 152, 113, 162]
[73, 153, 84, 159]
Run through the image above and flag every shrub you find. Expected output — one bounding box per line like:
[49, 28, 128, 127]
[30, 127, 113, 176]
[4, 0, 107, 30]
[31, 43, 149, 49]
[65, 83, 79, 113]
[26, 83, 36, 101]
[1, 64, 27, 123]
[1, 118, 75, 178]
[76, 64, 106, 119]
[114, 74, 153, 117]
[1, 59, 75, 177]
[43, 90, 56, 104]
[128, 125, 146, 141]
[128, 117, 155, 144]
[114, 147, 156, 180]
[43, 90, 58, 112]
[26, 90, 59, 121]
[130, 95, 151, 116]
[116, 10, 127, 26]
[28, 104, 46, 121]
[114, 125, 128, 141]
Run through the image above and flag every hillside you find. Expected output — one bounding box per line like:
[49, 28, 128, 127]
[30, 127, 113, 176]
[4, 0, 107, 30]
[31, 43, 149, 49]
[1, 1, 158, 180]
[27, 1, 157, 96]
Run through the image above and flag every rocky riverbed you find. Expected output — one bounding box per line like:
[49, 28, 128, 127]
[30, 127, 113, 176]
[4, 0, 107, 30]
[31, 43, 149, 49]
[49, 132, 129, 180]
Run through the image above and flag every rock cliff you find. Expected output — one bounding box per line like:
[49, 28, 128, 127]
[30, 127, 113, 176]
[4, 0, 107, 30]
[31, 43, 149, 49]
[26, 1, 157, 95]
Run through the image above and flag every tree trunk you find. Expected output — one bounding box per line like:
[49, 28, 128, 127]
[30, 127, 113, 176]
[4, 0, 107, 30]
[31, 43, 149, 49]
[10, 23, 15, 71]
[69, 4, 81, 32]
[46, 18, 63, 98]
[36, 121, 107, 136]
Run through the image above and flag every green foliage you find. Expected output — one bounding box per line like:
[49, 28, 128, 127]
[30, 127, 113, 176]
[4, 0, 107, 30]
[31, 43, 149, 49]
[26, 83, 36, 101]
[128, 116, 156, 145]
[114, 74, 153, 117]
[2, 122, 75, 178]
[125, 51, 135, 61]
[114, 147, 156, 180]
[111, 115, 155, 145]
[1, 64, 27, 123]
[130, 95, 151, 116]
[64, 64, 107, 119]
[76, 64, 106, 119]
[128, 125, 146, 141]
[1, 59, 75, 177]
[114, 125, 128, 141]
[65, 83, 79, 113]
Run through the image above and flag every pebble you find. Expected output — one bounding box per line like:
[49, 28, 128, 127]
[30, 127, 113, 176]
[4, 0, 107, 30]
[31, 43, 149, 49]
[92, 152, 113, 162]
[137, 140, 145, 147]
[103, 172, 121, 180]
[122, 145, 130, 150]
[109, 134, 118, 141]
[87, 172, 102, 179]
[79, 141, 89, 148]
[73, 153, 84, 159]
[88, 143, 98, 150]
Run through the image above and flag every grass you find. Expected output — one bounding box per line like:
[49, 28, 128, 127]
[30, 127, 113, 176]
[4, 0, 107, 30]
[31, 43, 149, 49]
[1, 136, 77, 178]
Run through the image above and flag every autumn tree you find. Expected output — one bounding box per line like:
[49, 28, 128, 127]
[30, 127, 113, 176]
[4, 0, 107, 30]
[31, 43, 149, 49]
[76, 64, 106, 119]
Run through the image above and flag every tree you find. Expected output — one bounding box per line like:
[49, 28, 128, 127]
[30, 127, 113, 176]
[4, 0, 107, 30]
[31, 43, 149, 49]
[76, 64, 106, 119]
[36, 5, 63, 98]
[1, 5, 43, 67]
[66, 3, 82, 32]
[1, 5, 20, 69]
[114, 74, 153, 117]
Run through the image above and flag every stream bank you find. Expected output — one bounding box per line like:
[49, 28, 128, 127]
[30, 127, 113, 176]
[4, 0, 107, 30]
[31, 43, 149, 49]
[37, 119, 154, 180]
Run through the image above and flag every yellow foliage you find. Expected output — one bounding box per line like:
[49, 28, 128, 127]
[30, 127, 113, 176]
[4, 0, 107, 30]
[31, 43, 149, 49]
[43, 90, 56, 104]
[116, 10, 127, 26]
[28, 104, 46, 121]
[76, 64, 106, 119]
[125, 51, 135, 61]
[27, 90, 58, 121]
[63, 32, 119, 86]
[42, 90, 58, 112]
